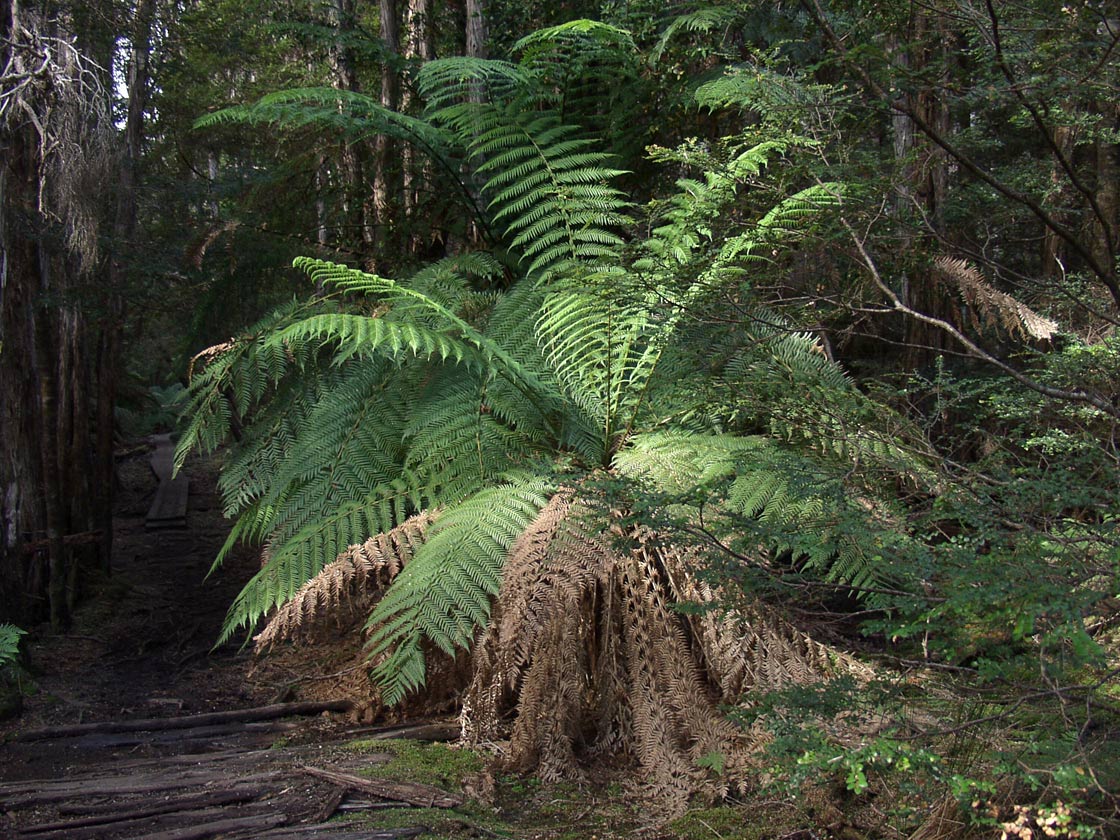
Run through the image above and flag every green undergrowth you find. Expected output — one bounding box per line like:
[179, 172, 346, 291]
[334, 738, 807, 839]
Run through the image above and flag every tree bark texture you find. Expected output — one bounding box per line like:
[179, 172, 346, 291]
[0, 0, 128, 625]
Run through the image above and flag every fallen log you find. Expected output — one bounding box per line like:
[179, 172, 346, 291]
[341, 720, 460, 742]
[311, 784, 347, 823]
[66, 718, 300, 750]
[259, 827, 429, 840]
[11, 699, 353, 741]
[22, 805, 280, 840]
[0, 770, 284, 807]
[134, 811, 288, 840]
[298, 765, 463, 809]
[20, 787, 266, 834]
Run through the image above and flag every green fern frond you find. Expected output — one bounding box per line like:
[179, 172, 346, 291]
[536, 282, 652, 443]
[614, 431, 769, 493]
[695, 66, 838, 121]
[724, 317, 937, 489]
[195, 87, 451, 158]
[273, 313, 484, 369]
[513, 20, 639, 128]
[0, 623, 26, 669]
[403, 371, 542, 504]
[176, 299, 316, 472]
[420, 59, 631, 282]
[417, 57, 529, 111]
[216, 478, 427, 646]
[651, 7, 746, 64]
[365, 478, 554, 703]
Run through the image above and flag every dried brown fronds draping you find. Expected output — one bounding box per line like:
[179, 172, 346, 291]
[935, 256, 1059, 342]
[254, 511, 436, 649]
[461, 495, 855, 814]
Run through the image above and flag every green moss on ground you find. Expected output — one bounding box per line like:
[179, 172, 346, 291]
[335, 738, 810, 839]
[347, 738, 484, 789]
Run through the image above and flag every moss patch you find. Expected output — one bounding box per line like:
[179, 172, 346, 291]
[349, 738, 485, 790]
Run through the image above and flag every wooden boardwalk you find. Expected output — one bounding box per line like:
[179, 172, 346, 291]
[0, 707, 458, 838]
[146, 434, 189, 530]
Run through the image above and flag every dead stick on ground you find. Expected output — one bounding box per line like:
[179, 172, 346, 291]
[11, 699, 353, 741]
[19, 788, 266, 834]
[299, 765, 464, 809]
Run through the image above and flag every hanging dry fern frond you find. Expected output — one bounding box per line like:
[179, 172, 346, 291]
[935, 256, 1059, 341]
[461, 496, 856, 814]
[254, 511, 436, 649]
[463, 492, 618, 777]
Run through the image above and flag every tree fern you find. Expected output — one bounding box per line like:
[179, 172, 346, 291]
[366, 478, 554, 704]
[420, 56, 631, 282]
[616, 432, 901, 599]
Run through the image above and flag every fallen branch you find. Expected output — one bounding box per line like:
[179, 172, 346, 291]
[341, 720, 459, 742]
[20, 787, 266, 834]
[298, 765, 463, 808]
[11, 699, 353, 741]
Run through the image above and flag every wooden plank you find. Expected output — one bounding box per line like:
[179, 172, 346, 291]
[147, 475, 189, 527]
[20, 787, 267, 834]
[147, 433, 188, 527]
[149, 433, 176, 482]
[298, 765, 463, 809]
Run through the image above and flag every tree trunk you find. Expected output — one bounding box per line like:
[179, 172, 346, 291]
[401, 0, 434, 249]
[1041, 124, 1077, 280]
[372, 0, 401, 266]
[466, 0, 486, 61]
[100, 0, 156, 575]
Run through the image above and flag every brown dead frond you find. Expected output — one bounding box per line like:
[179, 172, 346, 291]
[187, 340, 236, 381]
[935, 256, 1059, 341]
[462, 496, 849, 815]
[908, 794, 969, 840]
[254, 511, 436, 650]
[187, 220, 242, 269]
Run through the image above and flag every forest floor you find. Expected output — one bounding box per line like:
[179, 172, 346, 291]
[0, 442, 819, 840]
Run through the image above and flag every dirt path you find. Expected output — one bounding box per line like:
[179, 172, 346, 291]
[0, 443, 450, 839]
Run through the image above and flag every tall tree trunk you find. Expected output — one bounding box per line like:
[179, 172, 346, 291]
[893, 9, 953, 369]
[327, 0, 376, 254]
[1, 0, 117, 623]
[1092, 104, 1119, 295]
[31, 247, 69, 629]
[100, 0, 156, 574]
[465, 0, 486, 61]
[372, 0, 400, 266]
[401, 0, 433, 250]
[1041, 124, 1077, 280]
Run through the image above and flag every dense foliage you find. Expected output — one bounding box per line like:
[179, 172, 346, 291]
[4, 0, 1117, 835]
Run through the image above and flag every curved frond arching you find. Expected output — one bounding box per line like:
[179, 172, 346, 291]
[365, 478, 554, 704]
[255, 511, 437, 650]
[216, 476, 428, 646]
[417, 57, 529, 112]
